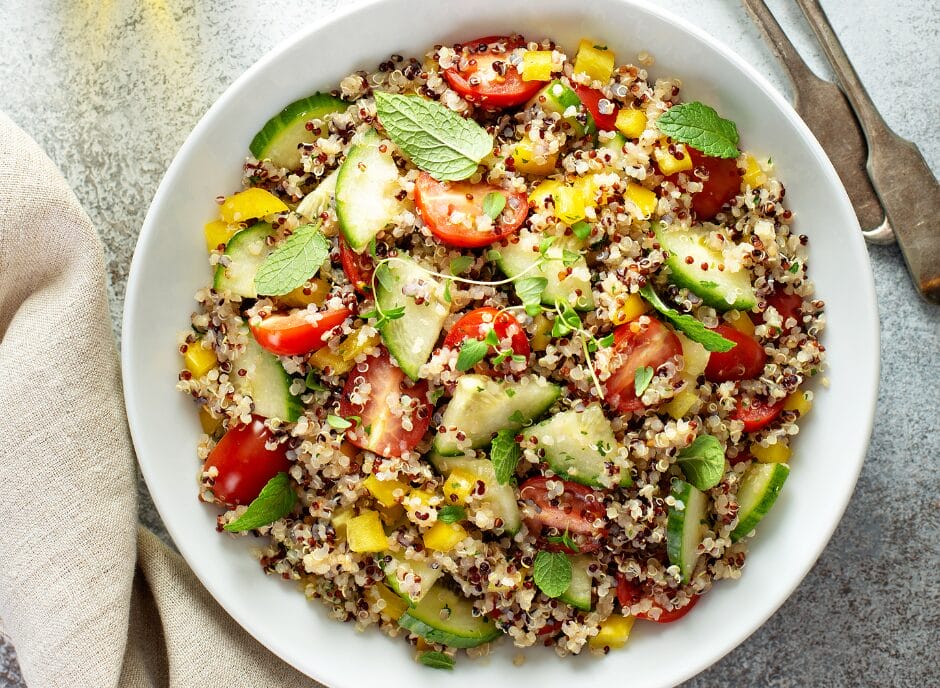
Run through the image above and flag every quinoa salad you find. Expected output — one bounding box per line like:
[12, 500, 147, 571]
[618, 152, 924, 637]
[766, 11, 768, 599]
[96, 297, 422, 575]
[177, 34, 825, 668]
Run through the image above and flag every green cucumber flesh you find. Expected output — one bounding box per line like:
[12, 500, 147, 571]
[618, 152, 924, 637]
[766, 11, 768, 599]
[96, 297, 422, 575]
[335, 128, 405, 251]
[398, 584, 502, 648]
[600, 132, 627, 164]
[295, 167, 339, 221]
[433, 374, 561, 455]
[249, 93, 347, 171]
[374, 255, 449, 380]
[559, 555, 594, 611]
[530, 80, 596, 137]
[494, 229, 594, 311]
[529, 404, 630, 488]
[213, 223, 277, 299]
[730, 462, 790, 542]
[383, 553, 443, 605]
[666, 480, 707, 584]
[232, 325, 303, 422]
[431, 457, 522, 535]
[657, 224, 756, 311]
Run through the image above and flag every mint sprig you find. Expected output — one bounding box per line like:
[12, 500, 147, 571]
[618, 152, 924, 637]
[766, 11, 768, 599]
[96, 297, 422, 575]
[490, 428, 521, 485]
[533, 550, 572, 598]
[374, 92, 493, 181]
[676, 434, 725, 491]
[656, 102, 740, 159]
[223, 472, 296, 532]
[418, 651, 455, 670]
[254, 223, 329, 296]
[639, 285, 736, 353]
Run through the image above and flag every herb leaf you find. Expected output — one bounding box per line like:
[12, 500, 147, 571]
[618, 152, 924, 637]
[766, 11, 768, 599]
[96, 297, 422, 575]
[305, 370, 327, 392]
[552, 300, 582, 338]
[676, 434, 726, 491]
[634, 366, 654, 397]
[514, 276, 548, 316]
[482, 191, 507, 220]
[571, 220, 592, 241]
[438, 505, 467, 524]
[326, 414, 353, 430]
[223, 472, 296, 532]
[490, 428, 521, 484]
[254, 223, 329, 296]
[449, 255, 474, 275]
[639, 285, 736, 353]
[546, 530, 580, 553]
[533, 550, 572, 598]
[418, 651, 455, 670]
[456, 338, 489, 371]
[656, 102, 740, 159]
[374, 92, 493, 181]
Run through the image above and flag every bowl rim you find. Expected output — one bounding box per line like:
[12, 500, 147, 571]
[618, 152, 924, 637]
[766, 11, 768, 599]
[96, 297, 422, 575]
[122, 1, 879, 685]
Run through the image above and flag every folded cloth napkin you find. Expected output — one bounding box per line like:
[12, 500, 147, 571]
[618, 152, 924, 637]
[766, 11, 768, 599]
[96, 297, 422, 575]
[0, 112, 321, 687]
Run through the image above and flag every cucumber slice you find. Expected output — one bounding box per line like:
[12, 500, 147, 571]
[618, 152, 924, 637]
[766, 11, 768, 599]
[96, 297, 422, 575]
[600, 132, 627, 165]
[529, 404, 630, 488]
[431, 457, 522, 535]
[529, 80, 596, 137]
[657, 224, 756, 311]
[232, 325, 303, 422]
[249, 93, 347, 171]
[433, 374, 561, 455]
[559, 555, 594, 611]
[213, 223, 277, 299]
[398, 584, 502, 648]
[730, 462, 790, 542]
[295, 167, 339, 221]
[383, 553, 443, 605]
[494, 229, 594, 311]
[666, 480, 708, 584]
[374, 255, 449, 380]
[335, 128, 406, 251]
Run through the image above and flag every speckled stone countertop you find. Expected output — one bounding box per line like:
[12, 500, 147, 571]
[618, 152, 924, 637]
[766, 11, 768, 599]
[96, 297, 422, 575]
[1, 0, 937, 685]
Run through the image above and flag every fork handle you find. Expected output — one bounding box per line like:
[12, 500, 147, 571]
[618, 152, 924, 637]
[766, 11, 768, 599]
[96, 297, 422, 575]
[740, 0, 817, 87]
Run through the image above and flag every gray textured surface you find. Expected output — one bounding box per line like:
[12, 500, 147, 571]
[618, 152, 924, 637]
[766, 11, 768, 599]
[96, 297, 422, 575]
[1, 0, 937, 685]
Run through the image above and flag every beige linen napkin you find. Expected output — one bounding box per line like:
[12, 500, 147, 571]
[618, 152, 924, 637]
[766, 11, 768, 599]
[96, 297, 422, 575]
[0, 112, 321, 687]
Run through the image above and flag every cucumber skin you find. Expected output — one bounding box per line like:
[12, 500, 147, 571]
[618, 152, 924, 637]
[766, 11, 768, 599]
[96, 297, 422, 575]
[233, 326, 303, 422]
[398, 613, 502, 649]
[249, 93, 347, 170]
[398, 586, 502, 648]
[730, 463, 790, 542]
[666, 480, 706, 584]
[533, 80, 597, 137]
[212, 223, 277, 299]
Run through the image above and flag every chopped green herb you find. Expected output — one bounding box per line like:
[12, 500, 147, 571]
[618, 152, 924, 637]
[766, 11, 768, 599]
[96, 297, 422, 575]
[482, 191, 507, 220]
[326, 414, 353, 430]
[634, 365, 654, 397]
[508, 409, 526, 425]
[571, 220, 592, 240]
[676, 434, 725, 491]
[438, 505, 467, 524]
[546, 530, 580, 552]
[456, 338, 489, 371]
[514, 276, 548, 317]
[305, 370, 328, 392]
[490, 428, 521, 484]
[418, 651, 455, 670]
[533, 550, 572, 598]
[449, 255, 474, 275]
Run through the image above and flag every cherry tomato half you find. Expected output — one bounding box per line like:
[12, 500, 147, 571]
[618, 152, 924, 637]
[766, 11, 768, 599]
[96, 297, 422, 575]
[443, 307, 530, 357]
[663, 147, 742, 221]
[756, 288, 804, 329]
[615, 576, 700, 622]
[338, 349, 433, 458]
[704, 324, 766, 383]
[203, 416, 292, 507]
[443, 35, 546, 109]
[573, 84, 618, 132]
[414, 172, 528, 248]
[604, 317, 682, 413]
[339, 234, 374, 295]
[519, 476, 607, 553]
[733, 396, 784, 432]
[249, 307, 351, 357]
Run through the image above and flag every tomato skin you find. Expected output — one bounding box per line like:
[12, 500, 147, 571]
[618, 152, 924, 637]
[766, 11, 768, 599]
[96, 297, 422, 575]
[615, 576, 700, 622]
[414, 172, 528, 248]
[758, 288, 803, 328]
[664, 147, 742, 221]
[443, 35, 546, 108]
[519, 477, 606, 553]
[203, 416, 292, 507]
[704, 324, 767, 382]
[249, 307, 351, 356]
[338, 349, 432, 458]
[443, 307, 530, 357]
[573, 85, 618, 131]
[733, 396, 784, 432]
[339, 235, 373, 294]
[604, 317, 682, 413]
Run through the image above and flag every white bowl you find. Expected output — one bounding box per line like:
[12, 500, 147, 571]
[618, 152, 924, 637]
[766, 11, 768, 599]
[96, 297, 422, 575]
[122, 1, 879, 686]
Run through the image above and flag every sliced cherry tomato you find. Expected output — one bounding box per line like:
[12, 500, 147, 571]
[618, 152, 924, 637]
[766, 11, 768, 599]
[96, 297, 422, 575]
[573, 84, 618, 131]
[604, 316, 682, 413]
[756, 288, 804, 329]
[733, 396, 784, 432]
[443, 35, 546, 109]
[615, 576, 700, 622]
[443, 307, 530, 358]
[519, 476, 606, 553]
[729, 449, 754, 466]
[704, 324, 766, 382]
[249, 307, 351, 356]
[663, 147, 742, 221]
[338, 235, 373, 294]
[203, 416, 291, 507]
[338, 349, 433, 458]
[414, 172, 528, 248]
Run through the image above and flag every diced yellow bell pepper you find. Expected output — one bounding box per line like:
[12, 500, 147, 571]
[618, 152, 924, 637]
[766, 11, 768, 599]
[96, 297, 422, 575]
[625, 182, 658, 218]
[423, 521, 469, 552]
[512, 139, 558, 176]
[203, 220, 240, 252]
[379, 504, 406, 529]
[403, 489, 436, 515]
[727, 311, 756, 337]
[664, 387, 699, 420]
[275, 278, 330, 309]
[308, 347, 345, 374]
[309, 327, 381, 375]
[554, 183, 589, 225]
[783, 390, 813, 417]
[750, 442, 791, 464]
[530, 314, 553, 351]
[369, 582, 408, 621]
[615, 108, 647, 139]
[364, 475, 408, 508]
[198, 407, 222, 435]
[330, 506, 356, 539]
[529, 179, 564, 207]
[654, 144, 693, 176]
[521, 50, 555, 82]
[346, 510, 388, 552]
[742, 154, 768, 189]
[219, 187, 289, 224]
[573, 39, 615, 83]
[676, 332, 710, 379]
[184, 341, 218, 378]
[443, 468, 477, 505]
[611, 293, 650, 325]
[589, 614, 635, 650]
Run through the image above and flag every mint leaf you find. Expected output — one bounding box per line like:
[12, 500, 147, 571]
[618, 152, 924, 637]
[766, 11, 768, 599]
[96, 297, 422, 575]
[456, 337, 488, 371]
[533, 550, 572, 598]
[634, 365, 654, 397]
[374, 92, 493, 181]
[326, 414, 353, 429]
[305, 370, 327, 392]
[254, 223, 329, 296]
[490, 428, 521, 484]
[449, 255, 474, 275]
[514, 276, 548, 316]
[656, 102, 740, 159]
[552, 300, 582, 338]
[597, 333, 615, 348]
[546, 530, 580, 553]
[639, 285, 736, 353]
[418, 651, 455, 670]
[571, 220, 592, 241]
[676, 434, 725, 491]
[223, 472, 296, 532]
[438, 505, 466, 524]
[482, 191, 506, 220]
[508, 409, 526, 425]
